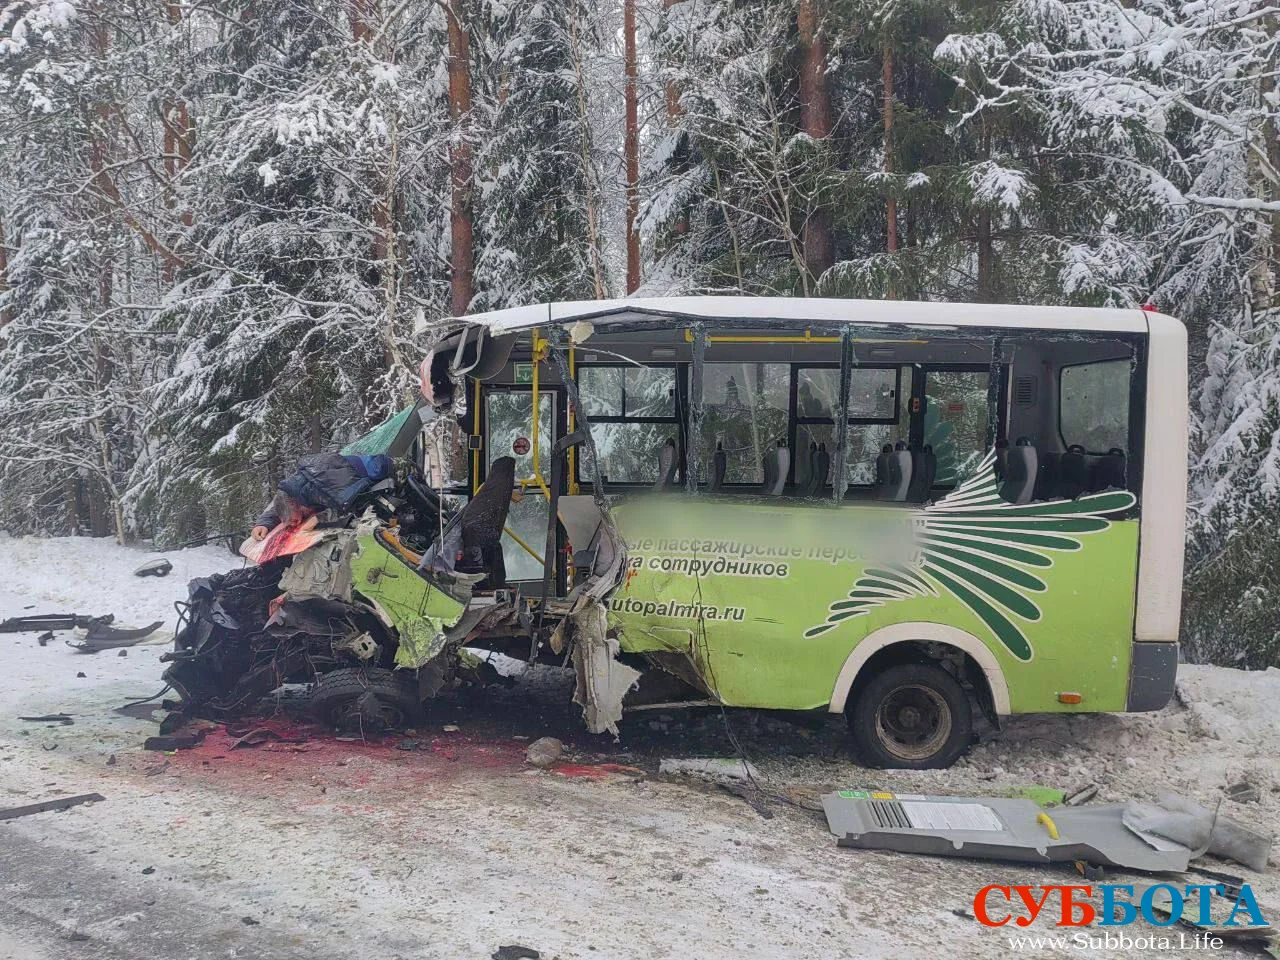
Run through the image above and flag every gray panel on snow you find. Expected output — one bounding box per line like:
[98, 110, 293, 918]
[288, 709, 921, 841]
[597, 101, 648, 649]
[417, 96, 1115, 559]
[822, 792, 1190, 873]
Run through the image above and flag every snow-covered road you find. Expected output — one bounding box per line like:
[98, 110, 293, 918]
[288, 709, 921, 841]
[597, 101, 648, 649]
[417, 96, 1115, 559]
[1, 534, 1277, 959]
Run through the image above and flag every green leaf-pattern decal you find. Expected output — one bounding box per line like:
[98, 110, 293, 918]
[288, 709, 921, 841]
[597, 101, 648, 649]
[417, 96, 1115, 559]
[804, 450, 1137, 661]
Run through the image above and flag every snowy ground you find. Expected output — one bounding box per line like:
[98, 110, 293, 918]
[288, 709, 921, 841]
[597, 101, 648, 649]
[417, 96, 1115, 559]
[1, 534, 1278, 959]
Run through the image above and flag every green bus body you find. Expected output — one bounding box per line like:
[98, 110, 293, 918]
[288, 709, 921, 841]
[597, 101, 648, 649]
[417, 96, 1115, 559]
[409, 297, 1188, 738]
[610, 488, 1138, 714]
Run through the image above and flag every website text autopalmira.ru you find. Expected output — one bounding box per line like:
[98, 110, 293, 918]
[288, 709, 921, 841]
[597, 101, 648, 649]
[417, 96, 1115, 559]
[1007, 932, 1225, 951]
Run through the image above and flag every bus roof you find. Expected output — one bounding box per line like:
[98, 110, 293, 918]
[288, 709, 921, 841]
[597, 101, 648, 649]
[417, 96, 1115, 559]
[432, 296, 1154, 337]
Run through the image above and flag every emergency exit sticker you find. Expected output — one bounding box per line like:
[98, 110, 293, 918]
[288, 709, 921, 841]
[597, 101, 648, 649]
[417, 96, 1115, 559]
[514, 362, 533, 384]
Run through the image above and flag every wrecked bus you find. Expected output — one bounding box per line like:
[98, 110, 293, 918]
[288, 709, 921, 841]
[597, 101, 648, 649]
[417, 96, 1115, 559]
[165, 297, 1188, 769]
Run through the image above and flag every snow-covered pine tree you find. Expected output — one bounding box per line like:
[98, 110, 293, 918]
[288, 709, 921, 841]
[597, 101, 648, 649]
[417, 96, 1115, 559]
[470, 0, 609, 308]
[138, 1, 453, 541]
[645, 0, 837, 294]
[0, 1, 178, 541]
[935, 0, 1279, 664]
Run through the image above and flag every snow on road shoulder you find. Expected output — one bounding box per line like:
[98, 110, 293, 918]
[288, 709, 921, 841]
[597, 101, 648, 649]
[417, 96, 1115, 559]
[0, 534, 237, 740]
[1, 532, 235, 628]
[1176, 662, 1280, 748]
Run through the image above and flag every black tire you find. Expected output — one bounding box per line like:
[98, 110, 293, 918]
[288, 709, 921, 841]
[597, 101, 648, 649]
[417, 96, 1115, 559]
[847, 662, 973, 769]
[310, 667, 422, 734]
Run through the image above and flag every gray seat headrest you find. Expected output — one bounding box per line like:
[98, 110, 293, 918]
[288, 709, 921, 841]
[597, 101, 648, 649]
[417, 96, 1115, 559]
[762, 442, 789, 496]
[879, 441, 913, 501]
[654, 438, 678, 490]
[710, 441, 727, 492]
[999, 438, 1038, 504]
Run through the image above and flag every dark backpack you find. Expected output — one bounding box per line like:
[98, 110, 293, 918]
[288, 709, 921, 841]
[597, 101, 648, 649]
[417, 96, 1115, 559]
[278, 453, 393, 513]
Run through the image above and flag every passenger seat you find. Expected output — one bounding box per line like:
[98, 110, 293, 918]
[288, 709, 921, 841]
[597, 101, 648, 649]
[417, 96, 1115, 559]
[1034, 450, 1060, 501]
[1092, 447, 1126, 491]
[907, 444, 937, 502]
[709, 441, 727, 492]
[993, 437, 1010, 482]
[795, 441, 816, 492]
[1057, 444, 1089, 499]
[875, 444, 892, 489]
[999, 437, 1038, 505]
[877, 441, 913, 501]
[803, 442, 831, 497]
[654, 437, 678, 490]
[761, 441, 789, 496]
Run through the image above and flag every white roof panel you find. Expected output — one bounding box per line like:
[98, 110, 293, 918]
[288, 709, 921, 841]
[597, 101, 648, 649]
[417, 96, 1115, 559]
[438, 296, 1151, 336]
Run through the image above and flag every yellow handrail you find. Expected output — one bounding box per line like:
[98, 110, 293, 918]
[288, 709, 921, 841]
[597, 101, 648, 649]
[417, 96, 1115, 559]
[503, 525, 545, 564]
[525, 328, 552, 498]
[471, 377, 482, 495]
[567, 341, 579, 495]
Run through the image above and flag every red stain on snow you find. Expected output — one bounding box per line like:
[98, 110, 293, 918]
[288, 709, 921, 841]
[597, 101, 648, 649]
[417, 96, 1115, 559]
[165, 718, 526, 799]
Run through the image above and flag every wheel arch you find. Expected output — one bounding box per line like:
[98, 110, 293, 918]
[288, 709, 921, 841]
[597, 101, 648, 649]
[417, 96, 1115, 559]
[826, 622, 1011, 716]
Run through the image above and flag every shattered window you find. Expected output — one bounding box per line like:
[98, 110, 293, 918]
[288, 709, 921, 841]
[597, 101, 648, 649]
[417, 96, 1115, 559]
[503, 493, 551, 582]
[700, 363, 789, 484]
[796, 367, 911, 489]
[1061, 359, 1130, 454]
[577, 365, 680, 485]
[485, 390, 554, 483]
[925, 370, 990, 486]
[581, 423, 676, 484]
[797, 367, 898, 421]
[579, 365, 676, 419]
[423, 417, 470, 490]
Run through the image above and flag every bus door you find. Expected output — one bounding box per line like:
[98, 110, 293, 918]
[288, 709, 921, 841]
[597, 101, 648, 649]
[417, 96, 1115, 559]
[481, 384, 561, 584]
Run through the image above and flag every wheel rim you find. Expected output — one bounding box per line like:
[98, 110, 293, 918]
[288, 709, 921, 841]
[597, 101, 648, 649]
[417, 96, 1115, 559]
[873, 683, 951, 762]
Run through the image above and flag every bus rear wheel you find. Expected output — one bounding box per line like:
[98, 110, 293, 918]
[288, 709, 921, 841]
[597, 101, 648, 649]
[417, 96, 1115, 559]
[847, 662, 972, 769]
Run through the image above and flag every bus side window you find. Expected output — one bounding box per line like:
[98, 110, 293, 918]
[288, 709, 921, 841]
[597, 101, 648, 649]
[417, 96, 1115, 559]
[923, 370, 990, 487]
[1060, 359, 1131, 454]
[795, 366, 908, 491]
[699, 363, 789, 486]
[577, 365, 680, 485]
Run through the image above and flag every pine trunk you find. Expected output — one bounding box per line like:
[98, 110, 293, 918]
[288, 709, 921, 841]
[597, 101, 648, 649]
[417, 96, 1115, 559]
[663, 0, 684, 121]
[624, 0, 641, 293]
[798, 0, 834, 284]
[882, 41, 897, 256]
[0, 214, 10, 328]
[976, 117, 994, 301]
[89, 11, 121, 542]
[1250, 25, 1279, 316]
[88, 478, 108, 539]
[447, 0, 474, 317]
[348, 0, 372, 43]
[66, 480, 82, 537]
[378, 112, 402, 376]
[163, 0, 193, 240]
[976, 210, 994, 301]
[663, 0, 688, 236]
[567, 3, 608, 299]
